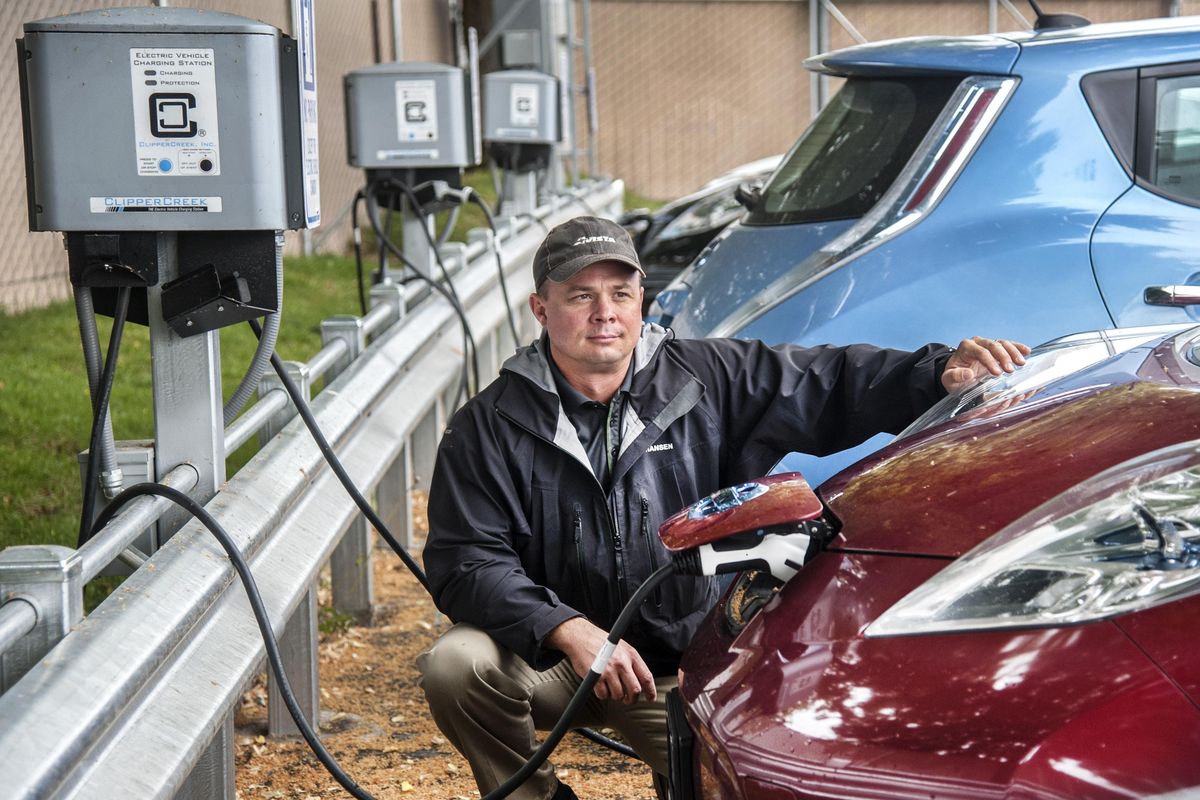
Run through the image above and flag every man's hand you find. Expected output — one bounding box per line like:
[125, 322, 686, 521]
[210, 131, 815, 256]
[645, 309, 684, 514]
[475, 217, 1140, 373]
[941, 336, 1031, 394]
[546, 616, 657, 704]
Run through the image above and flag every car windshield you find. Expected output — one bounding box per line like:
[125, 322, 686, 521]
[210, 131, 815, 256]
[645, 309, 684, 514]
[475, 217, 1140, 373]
[747, 76, 963, 225]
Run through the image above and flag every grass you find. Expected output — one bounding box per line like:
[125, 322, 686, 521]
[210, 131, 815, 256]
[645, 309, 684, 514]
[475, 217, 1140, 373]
[0, 172, 649, 606]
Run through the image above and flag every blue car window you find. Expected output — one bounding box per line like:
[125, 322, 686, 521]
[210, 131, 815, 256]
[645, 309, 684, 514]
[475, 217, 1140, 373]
[1152, 75, 1200, 203]
[746, 76, 961, 225]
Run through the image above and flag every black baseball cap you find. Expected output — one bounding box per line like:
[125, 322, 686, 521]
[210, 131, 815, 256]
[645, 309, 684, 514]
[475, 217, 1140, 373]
[532, 216, 645, 289]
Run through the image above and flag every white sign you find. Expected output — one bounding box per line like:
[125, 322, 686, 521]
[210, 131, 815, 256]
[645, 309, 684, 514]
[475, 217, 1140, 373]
[91, 196, 223, 213]
[396, 80, 439, 142]
[293, 0, 321, 227]
[511, 83, 540, 127]
[129, 48, 221, 177]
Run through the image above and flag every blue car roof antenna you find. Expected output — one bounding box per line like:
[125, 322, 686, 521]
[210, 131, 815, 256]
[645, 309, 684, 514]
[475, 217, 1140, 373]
[1026, 0, 1090, 31]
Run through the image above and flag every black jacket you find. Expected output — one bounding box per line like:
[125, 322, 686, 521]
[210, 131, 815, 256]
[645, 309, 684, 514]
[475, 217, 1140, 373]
[425, 325, 950, 675]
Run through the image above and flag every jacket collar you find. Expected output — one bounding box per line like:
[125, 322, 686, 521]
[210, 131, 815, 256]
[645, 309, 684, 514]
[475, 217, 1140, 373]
[496, 323, 702, 482]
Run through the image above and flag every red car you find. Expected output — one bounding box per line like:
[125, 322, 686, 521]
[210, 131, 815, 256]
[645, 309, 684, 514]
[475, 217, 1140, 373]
[669, 323, 1200, 799]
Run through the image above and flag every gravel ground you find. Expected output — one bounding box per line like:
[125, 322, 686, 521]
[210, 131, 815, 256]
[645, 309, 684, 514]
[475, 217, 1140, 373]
[233, 494, 658, 800]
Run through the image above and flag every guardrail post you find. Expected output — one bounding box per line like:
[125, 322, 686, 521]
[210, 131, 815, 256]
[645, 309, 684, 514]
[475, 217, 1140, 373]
[254, 363, 321, 737]
[410, 398, 444, 491]
[477, 330, 499, 383]
[258, 361, 310, 443]
[438, 241, 468, 278]
[0, 546, 82, 693]
[322, 316, 376, 622]
[320, 315, 367, 379]
[377, 445, 414, 550]
[369, 282, 406, 329]
[267, 582, 320, 737]
[174, 716, 235, 800]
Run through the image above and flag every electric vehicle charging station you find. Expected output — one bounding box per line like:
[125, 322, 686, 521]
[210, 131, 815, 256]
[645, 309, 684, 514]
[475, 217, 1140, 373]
[18, 5, 314, 554]
[344, 60, 481, 280]
[483, 70, 561, 217]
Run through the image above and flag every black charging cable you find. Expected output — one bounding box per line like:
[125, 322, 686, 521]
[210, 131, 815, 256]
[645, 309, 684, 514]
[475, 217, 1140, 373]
[482, 562, 676, 800]
[90, 482, 374, 800]
[364, 181, 479, 402]
[91, 477, 673, 800]
[77, 286, 132, 548]
[252, 316, 639, 762]
[248, 318, 430, 593]
[463, 187, 521, 345]
[350, 190, 369, 316]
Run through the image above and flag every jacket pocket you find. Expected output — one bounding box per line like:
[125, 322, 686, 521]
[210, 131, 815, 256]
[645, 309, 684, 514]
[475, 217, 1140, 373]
[640, 496, 663, 608]
[572, 503, 594, 612]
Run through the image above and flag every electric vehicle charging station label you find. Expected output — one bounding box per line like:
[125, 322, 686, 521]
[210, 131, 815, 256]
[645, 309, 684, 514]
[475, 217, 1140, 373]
[510, 83, 540, 127]
[395, 80, 439, 143]
[129, 48, 221, 178]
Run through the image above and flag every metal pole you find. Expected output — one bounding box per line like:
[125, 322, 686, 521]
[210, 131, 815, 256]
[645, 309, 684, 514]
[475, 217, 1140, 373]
[581, 0, 598, 178]
[145, 233, 231, 800]
[988, 0, 998, 33]
[563, 0, 579, 185]
[391, 0, 403, 60]
[146, 233, 225, 542]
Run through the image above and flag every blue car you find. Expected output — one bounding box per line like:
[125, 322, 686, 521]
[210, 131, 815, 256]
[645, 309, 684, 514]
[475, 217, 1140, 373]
[649, 15, 1200, 486]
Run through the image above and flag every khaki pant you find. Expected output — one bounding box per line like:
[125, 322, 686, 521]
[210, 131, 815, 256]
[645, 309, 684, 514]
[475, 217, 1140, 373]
[417, 623, 674, 800]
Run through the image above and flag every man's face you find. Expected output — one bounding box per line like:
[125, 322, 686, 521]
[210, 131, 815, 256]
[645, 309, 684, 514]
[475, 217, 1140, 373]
[529, 260, 644, 378]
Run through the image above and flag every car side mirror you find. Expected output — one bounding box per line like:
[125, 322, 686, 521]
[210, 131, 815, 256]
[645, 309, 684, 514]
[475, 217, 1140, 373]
[734, 181, 763, 211]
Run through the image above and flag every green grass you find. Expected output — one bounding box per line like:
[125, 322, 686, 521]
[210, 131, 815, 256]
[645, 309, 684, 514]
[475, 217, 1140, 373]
[0, 173, 646, 578]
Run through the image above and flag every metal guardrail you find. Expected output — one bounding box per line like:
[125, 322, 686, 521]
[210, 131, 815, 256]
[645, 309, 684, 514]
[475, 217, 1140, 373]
[0, 181, 623, 800]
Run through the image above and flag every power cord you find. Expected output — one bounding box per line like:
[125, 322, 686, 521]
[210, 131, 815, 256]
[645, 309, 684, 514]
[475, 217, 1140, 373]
[77, 286, 131, 548]
[89, 482, 374, 800]
[463, 187, 521, 345]
[248, 318, 429, 593]
[91, 478, 674, 800]
[364, 180, 480, 403]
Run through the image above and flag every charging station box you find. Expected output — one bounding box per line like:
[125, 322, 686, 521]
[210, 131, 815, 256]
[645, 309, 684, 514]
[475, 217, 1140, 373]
[18, 7, 307, 232]
[344, 62, 477, 169]
[483, 70, 559, 144]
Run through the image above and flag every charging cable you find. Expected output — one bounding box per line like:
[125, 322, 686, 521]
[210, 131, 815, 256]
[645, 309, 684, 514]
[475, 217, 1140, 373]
[77, 286, 132, 548]
[248, 319, 429, 592]
[90, 477, 674, 800]
[363, 180, 480, 402]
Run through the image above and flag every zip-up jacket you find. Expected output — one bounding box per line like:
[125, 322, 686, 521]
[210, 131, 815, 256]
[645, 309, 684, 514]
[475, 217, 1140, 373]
[425, 324, 951, 675]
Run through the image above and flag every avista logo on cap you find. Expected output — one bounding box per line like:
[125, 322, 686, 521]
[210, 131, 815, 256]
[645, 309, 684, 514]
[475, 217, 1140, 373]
[572, 235, 617, 246]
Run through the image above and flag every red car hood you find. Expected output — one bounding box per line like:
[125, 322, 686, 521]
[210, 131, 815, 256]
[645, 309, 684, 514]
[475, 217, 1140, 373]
[819, 349, 1200, 557]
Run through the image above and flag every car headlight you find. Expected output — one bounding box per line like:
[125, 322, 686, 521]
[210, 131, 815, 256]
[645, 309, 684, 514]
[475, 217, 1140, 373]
[866, 441, 1200, 637]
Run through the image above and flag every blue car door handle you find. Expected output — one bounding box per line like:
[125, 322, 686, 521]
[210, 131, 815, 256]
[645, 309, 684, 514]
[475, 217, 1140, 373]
[1145, 286, 1200, 306]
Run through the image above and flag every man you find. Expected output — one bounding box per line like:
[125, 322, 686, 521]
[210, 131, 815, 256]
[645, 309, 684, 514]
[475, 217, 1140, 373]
[418, 216, 1028, 800]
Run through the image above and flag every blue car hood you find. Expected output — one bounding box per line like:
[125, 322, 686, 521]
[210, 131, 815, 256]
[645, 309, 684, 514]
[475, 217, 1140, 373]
[671, 219, 856, 339]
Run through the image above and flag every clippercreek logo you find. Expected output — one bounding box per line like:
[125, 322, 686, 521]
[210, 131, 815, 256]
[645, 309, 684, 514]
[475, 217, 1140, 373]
[573, 235, 616, 246]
